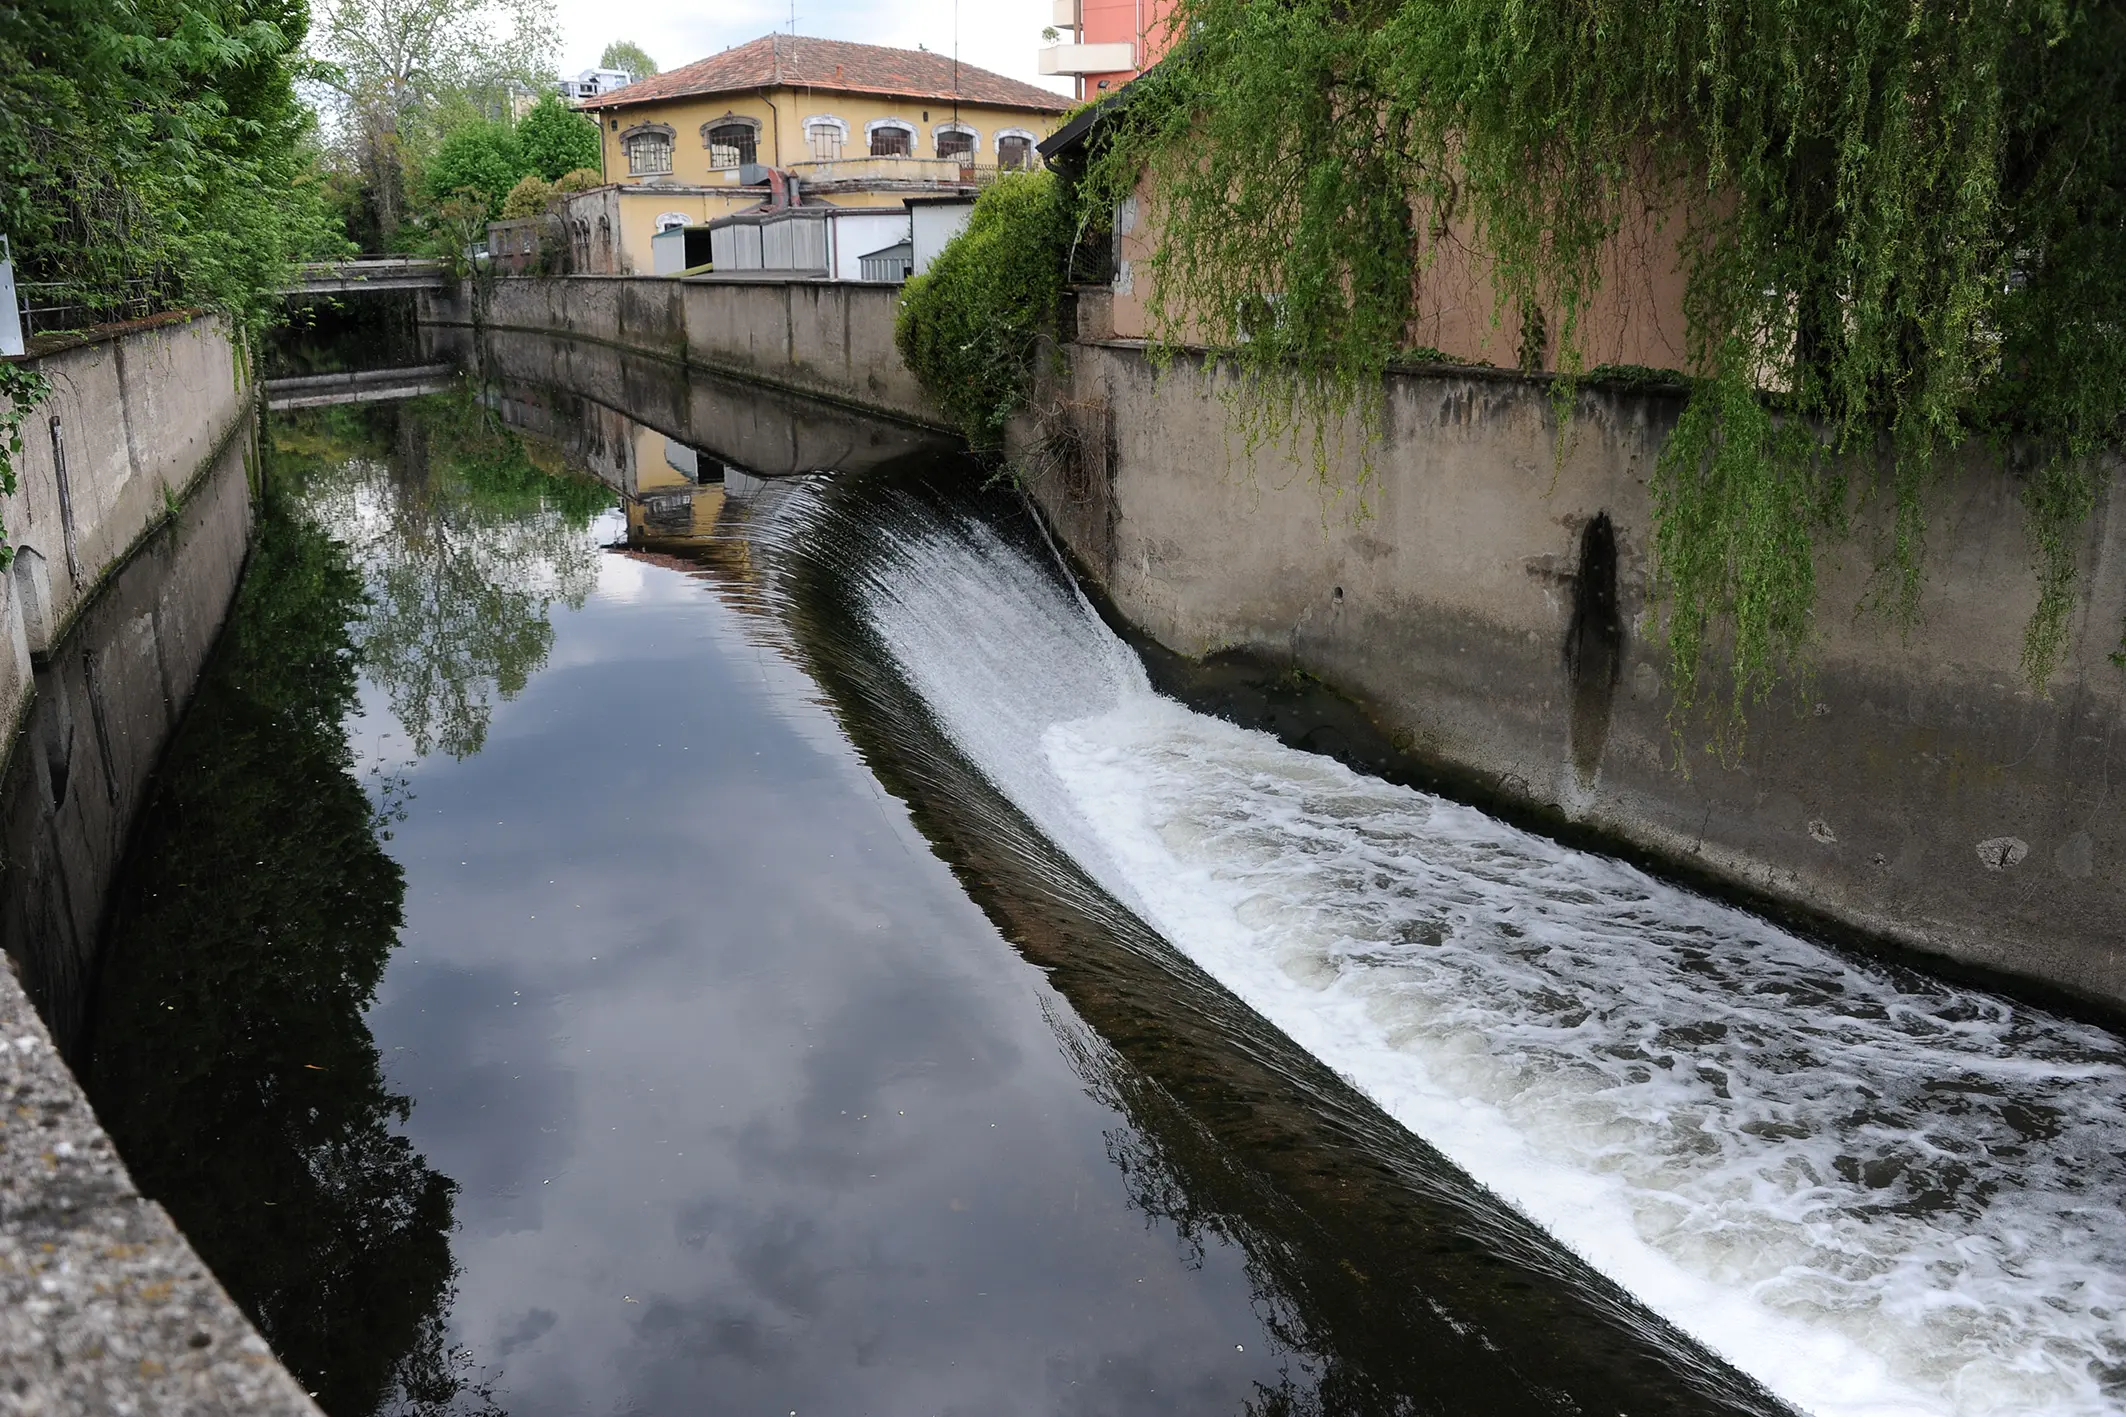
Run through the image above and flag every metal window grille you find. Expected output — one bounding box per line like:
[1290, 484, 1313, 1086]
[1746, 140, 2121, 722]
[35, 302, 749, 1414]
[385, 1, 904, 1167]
[626, 134, 673, 175]
[706, 125, 757, 170]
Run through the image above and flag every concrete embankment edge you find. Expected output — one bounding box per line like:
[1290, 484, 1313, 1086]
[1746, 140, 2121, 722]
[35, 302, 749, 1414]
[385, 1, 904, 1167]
[0, 315, 322, 1416]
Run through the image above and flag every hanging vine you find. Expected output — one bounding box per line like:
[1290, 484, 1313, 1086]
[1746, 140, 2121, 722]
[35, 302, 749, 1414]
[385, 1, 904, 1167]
[1076, 0, 2126, 745]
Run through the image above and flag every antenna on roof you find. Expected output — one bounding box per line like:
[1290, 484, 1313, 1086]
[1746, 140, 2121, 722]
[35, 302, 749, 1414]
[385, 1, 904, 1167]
[953, 0, 960, 119]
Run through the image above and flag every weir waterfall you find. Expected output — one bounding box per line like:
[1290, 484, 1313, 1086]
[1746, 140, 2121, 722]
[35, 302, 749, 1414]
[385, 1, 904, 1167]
[758, 466, 2126, 1417]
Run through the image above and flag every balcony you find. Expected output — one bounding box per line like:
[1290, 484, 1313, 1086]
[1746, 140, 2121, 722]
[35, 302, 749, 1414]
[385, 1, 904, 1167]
[1037, 41, 1135, 76]
[1050, 0, 1078, 24]
[787, 156, 971, 188]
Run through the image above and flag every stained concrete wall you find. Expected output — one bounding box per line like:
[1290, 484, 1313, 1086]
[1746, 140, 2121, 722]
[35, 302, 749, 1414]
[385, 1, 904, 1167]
[0, 434, 256, 1054]
[0, 316, 320, 1415]
[420, 276, 943, 429]
[2, 313, 250, 670]
[1018, 342, 2126, 1014]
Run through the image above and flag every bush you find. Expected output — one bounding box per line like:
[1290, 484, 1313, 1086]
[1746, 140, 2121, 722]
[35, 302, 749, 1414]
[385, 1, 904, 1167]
[554, 168, 603, 194]
[894, 171, 1072, 448]
[516, 95, 601, 182]
[499, 174, 555, 220]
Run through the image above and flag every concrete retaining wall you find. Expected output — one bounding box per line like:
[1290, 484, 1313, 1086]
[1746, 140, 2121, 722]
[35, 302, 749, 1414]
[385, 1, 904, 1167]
[421, 275, 944, 430]
[425, 324, 954, 480]
[418, 274, 943, 429]
[0, 316, 320, 1415]
[1019, 342, 2126, 1014]
[2, 313, 250, 670]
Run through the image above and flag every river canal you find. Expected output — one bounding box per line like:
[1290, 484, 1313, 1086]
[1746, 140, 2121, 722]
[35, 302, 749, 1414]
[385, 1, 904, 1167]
[19, 331, 2124, 1417]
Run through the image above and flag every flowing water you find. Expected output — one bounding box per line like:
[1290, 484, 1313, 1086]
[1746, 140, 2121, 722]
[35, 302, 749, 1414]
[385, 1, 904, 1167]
[794, 473, 2126, 1417]
[37, 336, 2126, 1417]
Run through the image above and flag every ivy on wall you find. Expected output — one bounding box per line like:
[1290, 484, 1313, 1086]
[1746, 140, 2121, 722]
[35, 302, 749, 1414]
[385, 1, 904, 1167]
[1078, 0, 2126, 747]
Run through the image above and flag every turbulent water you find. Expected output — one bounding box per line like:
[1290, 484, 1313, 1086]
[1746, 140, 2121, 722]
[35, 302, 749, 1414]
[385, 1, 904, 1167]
[820, 486, 2126, 1417]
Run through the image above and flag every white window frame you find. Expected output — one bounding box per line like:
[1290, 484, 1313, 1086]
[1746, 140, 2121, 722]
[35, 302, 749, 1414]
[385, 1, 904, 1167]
[995, 127, 1038, 170]
[700, 116, 761, 171]
[654, 211, 689, 233]
[932, 121, 978, 160]
[803, 114, 849, 161]
[865, 117, 917, 158]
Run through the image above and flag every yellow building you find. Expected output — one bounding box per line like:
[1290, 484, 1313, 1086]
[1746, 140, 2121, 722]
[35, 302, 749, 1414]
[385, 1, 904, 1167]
[569, 34, 1070, 274]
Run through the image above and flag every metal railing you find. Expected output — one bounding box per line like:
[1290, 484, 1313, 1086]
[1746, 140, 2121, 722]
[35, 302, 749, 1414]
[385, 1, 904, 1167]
[13, 278, 176, 340]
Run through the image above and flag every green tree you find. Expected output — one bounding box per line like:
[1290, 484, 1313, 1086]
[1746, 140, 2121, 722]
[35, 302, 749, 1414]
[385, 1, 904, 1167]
[598, 38, 655, 78]
[0, 0, 346, 329]
[499, 171, 554, 218]
[515, 92, 599, 180]
[312, 0, 561, 245]
[422, 118, 523, 218]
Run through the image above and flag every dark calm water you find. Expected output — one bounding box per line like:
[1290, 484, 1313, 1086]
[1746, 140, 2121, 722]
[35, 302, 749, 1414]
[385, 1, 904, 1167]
[53, 340, 2126, 1417]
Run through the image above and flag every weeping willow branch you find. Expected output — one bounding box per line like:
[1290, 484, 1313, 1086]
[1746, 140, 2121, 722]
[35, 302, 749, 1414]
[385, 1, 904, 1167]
[1076, 0, 2126, 746]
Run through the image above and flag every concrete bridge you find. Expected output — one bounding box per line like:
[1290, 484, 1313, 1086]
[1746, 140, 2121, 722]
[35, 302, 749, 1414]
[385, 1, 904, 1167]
[284, 258, 448, 295]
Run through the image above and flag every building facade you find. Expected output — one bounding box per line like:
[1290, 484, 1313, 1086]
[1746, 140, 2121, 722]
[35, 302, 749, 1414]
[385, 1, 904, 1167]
[563, 34, 1070, 274]
[1039, 0, 1178, 98]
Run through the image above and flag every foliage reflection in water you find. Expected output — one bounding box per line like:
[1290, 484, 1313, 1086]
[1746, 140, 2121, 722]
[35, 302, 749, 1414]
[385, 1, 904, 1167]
[87, 390, 610, 1415]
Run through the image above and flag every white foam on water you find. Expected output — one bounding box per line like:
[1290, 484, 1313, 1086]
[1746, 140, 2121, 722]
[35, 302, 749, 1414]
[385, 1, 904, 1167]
[855, 506, 2126, 1417]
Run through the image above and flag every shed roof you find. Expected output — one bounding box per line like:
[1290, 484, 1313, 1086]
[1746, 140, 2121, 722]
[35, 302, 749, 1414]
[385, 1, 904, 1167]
[582, 35, 1071, 115]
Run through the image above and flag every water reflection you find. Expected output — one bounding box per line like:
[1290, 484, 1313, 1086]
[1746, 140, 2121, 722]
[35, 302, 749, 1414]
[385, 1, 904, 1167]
[0, 429, 254, 1058]
[85, 389, 610, 1415]
[276, 398, 608, 759]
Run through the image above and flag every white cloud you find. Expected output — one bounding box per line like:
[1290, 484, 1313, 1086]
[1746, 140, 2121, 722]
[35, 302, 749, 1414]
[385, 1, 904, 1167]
[553, 0, 1072, 97]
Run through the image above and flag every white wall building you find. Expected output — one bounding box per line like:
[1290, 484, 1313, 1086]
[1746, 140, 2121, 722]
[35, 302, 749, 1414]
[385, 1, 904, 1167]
[560, 68, 635, 103]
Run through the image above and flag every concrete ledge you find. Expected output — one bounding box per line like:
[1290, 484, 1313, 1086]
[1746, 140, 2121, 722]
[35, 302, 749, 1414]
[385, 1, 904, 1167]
[1, 963, 321, 1416]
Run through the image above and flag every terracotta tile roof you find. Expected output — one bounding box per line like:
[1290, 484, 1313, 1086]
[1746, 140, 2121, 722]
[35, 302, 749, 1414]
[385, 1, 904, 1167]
[582, 34, 1071, 114]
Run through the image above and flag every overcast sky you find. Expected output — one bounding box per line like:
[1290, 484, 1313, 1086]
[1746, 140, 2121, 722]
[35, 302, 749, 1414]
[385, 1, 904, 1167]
[549, 0, 1073, 98]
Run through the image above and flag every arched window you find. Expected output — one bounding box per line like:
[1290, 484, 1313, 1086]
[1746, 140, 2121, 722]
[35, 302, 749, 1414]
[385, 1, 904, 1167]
[702, 119, 758, 170]
[997, 130, 1037, 170]
[867, 118, 915, 158]
[654, 211, 689, 233]
[934, 123, 976, 161]
[804, 116, 847, 161]
[620, 123, 674, 176]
